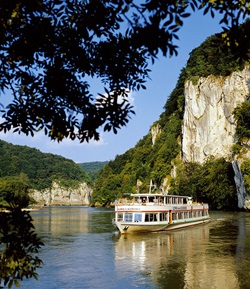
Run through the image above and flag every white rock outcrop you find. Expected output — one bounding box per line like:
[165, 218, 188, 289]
[182, 67, 250, 163]
[30, 182, 92, 206]
[182, 67, 250, 209]
[151, 124, 161, 145]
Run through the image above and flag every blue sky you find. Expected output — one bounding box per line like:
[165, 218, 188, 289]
[0, 11, 224, 163]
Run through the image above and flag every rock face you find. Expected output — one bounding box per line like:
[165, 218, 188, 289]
[232, 161, 248, 209]
[30, 182, 92, 206]
[182, 67, 250, 163]
[151, 124, 161, 145]
[182, 66, 250, 209]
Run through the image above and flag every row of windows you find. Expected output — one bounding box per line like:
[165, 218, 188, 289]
[117, 210, 209, 223]
[142, 213, 169, 222]
[120, 212, 169, 222]
[172, 210, 209, 220]
[144, 197, 186, 204]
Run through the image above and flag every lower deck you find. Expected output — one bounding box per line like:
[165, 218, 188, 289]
[113, 207, 210, 234]
[115, 208, 209, 223]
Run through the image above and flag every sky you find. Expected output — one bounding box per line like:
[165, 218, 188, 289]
[0, 11, 224, 164]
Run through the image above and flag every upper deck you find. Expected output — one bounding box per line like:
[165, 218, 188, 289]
[115, 193, 209, 212]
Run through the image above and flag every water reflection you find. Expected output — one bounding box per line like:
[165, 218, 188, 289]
[114, 212, 250, 289]
[32, 207, 115, 236]
[32, 206, 90, 235]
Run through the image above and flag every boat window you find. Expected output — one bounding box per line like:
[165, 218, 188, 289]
[172, 213, 177, 220]
[149, 197, 154, 203]
[166, 197, 171, 204]
[160, 213, 168, 221]
[124, 213, 133, 222]
[117, 213, 123, 221]
[173, 197, 181, 204]
[178, 212, 183, 219]
[134, 214, 142, 222]
[145, 213, 158, 222]
[176, 197, 184, 204]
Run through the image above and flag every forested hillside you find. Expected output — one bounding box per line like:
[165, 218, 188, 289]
[91, 21, 250, 210]
[78, 161, 108, 181]
[0, 139, 90, 190]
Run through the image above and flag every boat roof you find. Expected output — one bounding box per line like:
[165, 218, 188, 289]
[131, 193, 191, 198]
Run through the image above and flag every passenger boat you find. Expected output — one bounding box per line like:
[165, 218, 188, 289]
[112, 184, 210, 234]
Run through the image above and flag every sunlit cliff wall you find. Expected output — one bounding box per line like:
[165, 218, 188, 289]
[30, 182, 92, 206]
[181, 66, 250, 209]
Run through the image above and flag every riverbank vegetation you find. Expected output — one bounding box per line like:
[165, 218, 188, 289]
[171, 157, 238, 210]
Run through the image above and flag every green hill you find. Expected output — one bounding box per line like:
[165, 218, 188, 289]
[78, 161, 108, 173]
[0, 139, 90, 190]
[78, 161, 108, 182]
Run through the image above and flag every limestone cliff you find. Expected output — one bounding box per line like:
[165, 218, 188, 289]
[182, 66, 250, 209]
[30, 181, 92, 206]
[151, 124, 161, 145]
[182, 67, 250, 163]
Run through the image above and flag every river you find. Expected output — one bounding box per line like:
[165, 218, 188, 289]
[20, 207, 250, 289]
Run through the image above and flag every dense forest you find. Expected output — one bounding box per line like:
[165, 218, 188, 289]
[0, 139, 90, 191]
[91, 21, 250, 210]
[78, 161, 108, 181]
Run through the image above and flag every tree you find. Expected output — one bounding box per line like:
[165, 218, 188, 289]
[0, 175, 30, 208]
[196, 158, 238, 210]
[172, 162, 202, 198]
[0, 176, 44, 288]
[0, 0, 250, 143]
[234, 101, 250, 143]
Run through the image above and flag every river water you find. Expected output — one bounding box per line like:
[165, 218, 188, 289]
[20, 207, 250, 289]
